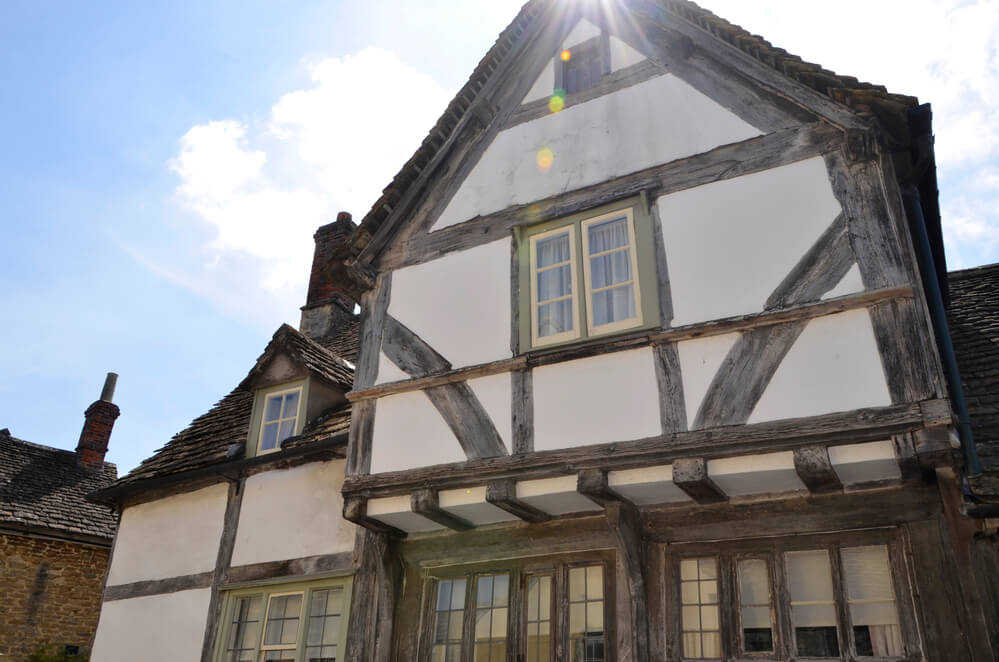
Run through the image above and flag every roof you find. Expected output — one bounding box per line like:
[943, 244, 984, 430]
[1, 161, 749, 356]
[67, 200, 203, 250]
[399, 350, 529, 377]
[107, 323, 356, 492]
[0, 430, 117, 540]
[948, 263, 999, 484]
[349, 0, 926, 264]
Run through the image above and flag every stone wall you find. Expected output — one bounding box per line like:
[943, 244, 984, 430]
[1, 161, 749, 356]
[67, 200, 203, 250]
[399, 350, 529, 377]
[0, 533, 110, 660]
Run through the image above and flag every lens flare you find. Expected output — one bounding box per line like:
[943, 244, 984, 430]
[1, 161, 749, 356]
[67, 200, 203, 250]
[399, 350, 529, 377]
[560, 49, 572, 61]
[548, 95, 565, 113]
[536, 146, 555, 173]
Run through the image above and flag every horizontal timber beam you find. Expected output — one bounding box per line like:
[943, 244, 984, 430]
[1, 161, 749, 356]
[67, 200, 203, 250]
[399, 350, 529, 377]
[347, 286, 913, 402]
[103, 571, 214, 602]
[411, 489, 475, 531]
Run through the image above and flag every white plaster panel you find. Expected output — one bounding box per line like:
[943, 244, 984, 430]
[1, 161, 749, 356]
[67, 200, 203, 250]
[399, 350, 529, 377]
[610, 36, 646, 70]
[375, 350, 410, 385]
[708, 451, 806, 497]
[748, 309, 892, 424]
[677, 333, 740, 429]
[660, 157, 843, 326]
[230, 461, 355, 567]
[388, 239, 511, 368]
[608, 465, 691, 505]
[367, 495, 442, 533]
[829, 440, 901, 485]
[433, 74, 761, 230]
[564, 18, 602, 48]
[533, 348, 661, 451]
[469, 372, 512, 452]
[822, 263, 865, 300]
[523, 60, 556, 104]
[371, 390, 466, 474]
[107, 483, 228, 585]
[440, 486, 517, 525]
[91, 588, 210, 662]
[516, 476, 601, 515]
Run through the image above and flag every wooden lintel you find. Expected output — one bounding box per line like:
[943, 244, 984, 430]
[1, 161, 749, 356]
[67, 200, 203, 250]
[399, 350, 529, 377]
[343, 497, 406, 538]
[104, 571, 214, 602]
[411, 489, 475, 531]
[793, 445, 843, 494]
[347, 287, 912, 403]
[485, 479, 551, 523]
[670, 458, 727, 504]
[577, 469, 627, 506]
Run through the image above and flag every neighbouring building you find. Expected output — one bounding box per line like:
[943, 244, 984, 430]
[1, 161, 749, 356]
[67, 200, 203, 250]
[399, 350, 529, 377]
[88, 1, 999, 661]
[0, 375, 120, 660]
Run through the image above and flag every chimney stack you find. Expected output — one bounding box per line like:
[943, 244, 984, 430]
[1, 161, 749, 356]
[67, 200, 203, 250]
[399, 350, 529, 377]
[300, 212, 358, 342]
[76, 373, 120, 468]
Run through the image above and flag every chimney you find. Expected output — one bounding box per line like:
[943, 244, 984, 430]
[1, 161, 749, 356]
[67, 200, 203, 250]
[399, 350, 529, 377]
[76, 373, 120, 468]
[300, 211, 358, 342]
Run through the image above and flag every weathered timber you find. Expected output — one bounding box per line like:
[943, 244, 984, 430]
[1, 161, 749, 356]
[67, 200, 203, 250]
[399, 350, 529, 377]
[224, 551, 355, 586]
[346, 399, 375, 477]
[411, 489, 475, 531]
[385, 123, 843, 270]
[343, 530, 401, 662]
[511, 368, 534, 454]
[605, 501, 650, 662]
[694, 212, 855, 428]
[577, 469, 626, 506]
[347, 287, 912, 403]
[347, 273, 390, 477]
[792, 445, 843, 494]
[200, 479, 244, 662]
[891, 433, 922, 481]
[485, 479, 550, 523]
[103, 571, 214, 602]
[342, 401, 940, 498]
[649, 198, 674, 326]
[510, 234, 521, 356]
[343, 497, 406, 538]
[671, 458, 726, 504]
[653, 342, 687, 437]
[381, 315, 451, 376]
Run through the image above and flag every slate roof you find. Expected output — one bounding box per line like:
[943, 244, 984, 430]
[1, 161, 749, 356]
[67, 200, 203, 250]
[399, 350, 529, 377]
[948, 263, 999, 485]
[0, 430, 117, 540]
[349, 0, 925, 260]
[107, 323, 356, 492]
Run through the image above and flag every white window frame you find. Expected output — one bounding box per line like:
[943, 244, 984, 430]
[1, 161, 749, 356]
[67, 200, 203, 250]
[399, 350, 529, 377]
[529, 225, 582, 348]
[580, 209, 643, 336]
[257, 385, 304, 456]
[259, 590, 305, 654]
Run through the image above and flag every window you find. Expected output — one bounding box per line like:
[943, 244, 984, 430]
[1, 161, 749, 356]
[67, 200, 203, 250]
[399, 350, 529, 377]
[216, 578, 351, 662]
[555, 36, 609, 96]
[671, 541, 910, 660]
[520, 200, 659, 350]
[247, 382, 306, 457]
[424, 558, 611, 662]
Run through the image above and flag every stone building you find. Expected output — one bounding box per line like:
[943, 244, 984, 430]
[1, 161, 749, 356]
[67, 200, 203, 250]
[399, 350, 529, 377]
[0, 375, 119, 660]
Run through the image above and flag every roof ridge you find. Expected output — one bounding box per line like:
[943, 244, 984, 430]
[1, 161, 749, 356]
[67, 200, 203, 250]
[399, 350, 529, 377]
[948, 262, 999, 279]
[0, 434, 116, 469]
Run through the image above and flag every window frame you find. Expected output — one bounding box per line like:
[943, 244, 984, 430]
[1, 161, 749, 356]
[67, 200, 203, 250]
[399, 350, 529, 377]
[246, 379, 308, 458]
[553, 34, 611, 97]
[213, 575, 353, 662]
[419, 552, 616, 662]
[667, 532, 919, 662]
[517, 197, 660, 352]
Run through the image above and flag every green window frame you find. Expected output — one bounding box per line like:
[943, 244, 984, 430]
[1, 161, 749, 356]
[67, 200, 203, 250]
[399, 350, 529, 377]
[517, 198, 660, 351]
[214, 576, 353, 662]
[246, 379, 309, 458]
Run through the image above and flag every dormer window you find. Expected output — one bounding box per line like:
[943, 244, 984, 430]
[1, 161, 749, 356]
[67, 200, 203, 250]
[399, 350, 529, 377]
[254, 384, 305, 455]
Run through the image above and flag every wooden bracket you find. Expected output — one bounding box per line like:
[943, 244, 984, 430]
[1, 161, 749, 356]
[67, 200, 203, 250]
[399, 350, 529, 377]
[793, 446, 843, 494]
[411, 489, 474, 531]
[672, 458, 726, 504]
[845, 127, 879, 163]
[485, 479, 550, 523]
[577, 469, 627, 506]
[343, 497, 406, 538]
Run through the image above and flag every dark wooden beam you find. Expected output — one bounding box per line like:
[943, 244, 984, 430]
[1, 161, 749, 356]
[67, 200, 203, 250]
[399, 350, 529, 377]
[485, 479, 550, 523]
[793, 445, 843, 494]
[343, 530, 402, 662]
[343, 497, 406, 538]
[103, 571, 214, 602]
[653, 343, 687, 434]
[671, 458, 726, 504]
[605, 500, 650, 662]
[225, 552, 354, 586]
[411, 489, 475, 531]
[511, 369, 534, 454]
[200, 479, 244, 662]
[576, 469, 625, 506]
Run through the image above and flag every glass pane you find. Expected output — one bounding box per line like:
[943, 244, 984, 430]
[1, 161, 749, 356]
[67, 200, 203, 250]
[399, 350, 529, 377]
[587, 217, 629, 253]
[526, 575, 553, 662]
[264, 395, 282, 422]
[536, 233, 570, 268]
[681, 582, 700, 604]
[491, 608, 507, 636]
[793, 603, 837, 627]
[586, 603, 603, 632]
[680, 559, 699, 581]
[451, 579, 467, 610]
[589, 251, 632, 290]
[738, 559, 773, 653]
[682, 606, 701, 629]
[744, 627, 774, 653]
[477, 576, 494, 608]
[281, 391, 299, 419]
[786, 550, 834, 603]
[492, 574, 509, 608]
[260, 423, 278, 451]
[854, 624, 903, 657]
[569, 567, 587, 602]
[527, 579, 539, 621]
[698, 558, 717, 580]
[277, 419, 296, 445]
[795, 627, 840, 657]
[701, 632, 721, 659]
[700, 606, 719, 631]
[537, 264, 572, 302]
[437, 581, 452, 611]
[260, 651, 296, 662]
[537, 299, 573, 337]
[227, 596, 263, 658]
[586, 566, 603, 600]
[742, 606, 771, 629]
[448, 612, 463, 639]
[591, 284, 635, 326]
[699, 581, 718, 604]
[570, 603, 585, 635]
[738, 559, 770, 606]
[304, 644, 337, 662]
[680, 557, 719, 659]
[683, 632, 702, 658]
[475, 609, 491, 639]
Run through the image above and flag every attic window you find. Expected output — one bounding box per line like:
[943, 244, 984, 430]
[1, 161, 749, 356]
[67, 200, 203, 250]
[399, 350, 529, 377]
[556, 35, 610, 96]
[258, 386, 302, 453]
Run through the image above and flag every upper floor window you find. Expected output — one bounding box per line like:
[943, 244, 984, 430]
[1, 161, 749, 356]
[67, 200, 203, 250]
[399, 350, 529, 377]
[521, 200, 658, 350]
[556, 35, 610, 96]
[259, 387, 302, 453]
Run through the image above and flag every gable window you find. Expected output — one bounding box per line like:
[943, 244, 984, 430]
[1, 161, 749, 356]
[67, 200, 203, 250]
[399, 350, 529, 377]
[216, 577, 351, 662]
[670, 539, 911, 661]
[555, 35, 610, 96]
[254, 385, 304, 455]
[520, 200, 658, 350]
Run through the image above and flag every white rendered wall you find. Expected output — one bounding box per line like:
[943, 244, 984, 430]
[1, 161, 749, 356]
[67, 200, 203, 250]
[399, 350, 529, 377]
[610, 36, 645, 70]
[230, 461, 355, 567]
[434, 74, 761, 230]
[371, 390, 466, 474]
[822, 263, 864, 300]
[388, 240, 511, 369]
[91, 589, 210, 662]
[677, 333, 740, 428]
[107, 483, 228, 585]
[523, 61, 556, 104]
[748, 309, 892, 423]
[659, 157, 843, 326]
[534, 348, 661, 450]
[375, 350, 410, 385]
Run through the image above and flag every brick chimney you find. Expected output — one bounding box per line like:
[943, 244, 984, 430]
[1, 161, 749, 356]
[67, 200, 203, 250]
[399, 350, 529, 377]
[300, 212, 358, 342]
[76, 373, 120, 468]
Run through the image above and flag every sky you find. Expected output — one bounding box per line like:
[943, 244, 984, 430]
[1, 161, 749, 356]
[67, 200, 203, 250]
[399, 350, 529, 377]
[1, 0, 997, 474]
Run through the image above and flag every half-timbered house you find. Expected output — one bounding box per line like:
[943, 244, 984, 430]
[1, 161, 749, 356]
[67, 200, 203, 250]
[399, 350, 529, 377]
[334, 1, 999, 661]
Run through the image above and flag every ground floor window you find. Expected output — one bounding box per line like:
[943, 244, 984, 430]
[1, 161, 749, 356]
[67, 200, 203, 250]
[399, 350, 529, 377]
[424, 554, 612, 662]
[671, 535, 911, 660]
[216, 576, 352, 662]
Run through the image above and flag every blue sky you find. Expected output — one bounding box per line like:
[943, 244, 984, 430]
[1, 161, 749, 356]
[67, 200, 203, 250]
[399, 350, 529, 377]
[1, 0, 996, 474]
